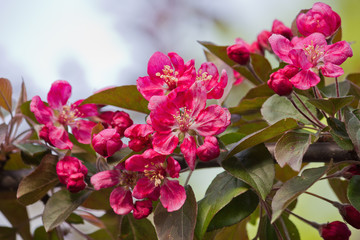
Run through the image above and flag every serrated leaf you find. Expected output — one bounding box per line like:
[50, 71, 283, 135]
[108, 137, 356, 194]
[222, 144, 275, 200]
[43, 189, 91, 231]
[344, 109, 360, 158]
[261, 94, 316, 125]
[347, 175, 360, 212]
[154, 186, 197, 240]
[271, 166, 328, 222]
[308, 96, 354, 117]
[0, 78, 12, 112]
[195, 171, 249, 240]
[274, 132, 311, 171]
[0, 192, 32, 240]
[226, 118, 298, 160]
[17, 154, 59, 205]
[208, 190, 258, 231]
[82, 85, 149, 114]
[327, 118, 353, 151]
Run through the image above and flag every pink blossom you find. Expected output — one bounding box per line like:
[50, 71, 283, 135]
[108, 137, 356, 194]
[124, 124, 153, 152]
[196, 136, 220, 162]
[90, 163, 141, 216]
[269, 33, 352, 89]
[227, 39, 250, 65]
[137, 51, 196, 101]
[56, 156, 88, 193]
[92, 129, 123, 157]
[196, 62, 228, 99]
[267, 65, 298, 96]
[296, 2, 341, 38]
[257, 30, 272, 52]
[125, 149, 186, 212]
[30, 80, 98, 149]
[233, 71, 245, 85]
[133, 200, 153, 219]
[148, 82, 230, 169]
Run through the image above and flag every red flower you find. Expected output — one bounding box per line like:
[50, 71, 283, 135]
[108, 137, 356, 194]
[124, 124, 153, 152]
[196, 136, 220, 162]
[99, 111, 133, 137]
[320, 221, 351, 240]
[196, 62, 228, 99]
[296, 2, 341, 38]
[56, 156, 88, 193]
[272, 19, 293, 40]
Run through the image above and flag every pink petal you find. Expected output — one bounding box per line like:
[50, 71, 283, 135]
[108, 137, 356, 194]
[196, 136, 220, 162]
[72, 100, 98, 117]
[293, 32, 327, 50]
[71, 120, 96, 144]
[137, 76, 166, 101]
[325, 41, 353, 65]
[288, 49, 312, 69]
[47, 80, 72, 110]
[180, 136, 197, 170]
[90, 170, 120, 190]
[48, 126, 73, 149]
[30, 96, 54, 125]
[320, 63, 344, 78]
[192, 105, 231, 136]
[152, 132, 179, 155]
[166, 156, 181, 178]
[290, 70, 320, 90]
[132, 177, 157, 199]
[168, 52, 185, 75]
[160, 179, 186, 212]
[268, 34, 293, 63]
[133, 200, 153, 219]
[147, 52, 172, 78]
[110, 187, 134, 215]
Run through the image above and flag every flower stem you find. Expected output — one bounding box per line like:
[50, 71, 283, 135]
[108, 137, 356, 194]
[260, 200, 284, 240]
[287, 95, 323, 129]
[284, 209, 320, 229]
[304, 191, 336, 205]
[292, 92, 326, 128]
[184, 169, 194, 186]
[246, 62, 264, 84]
[334, 77, 342, 121]
[312, 86, 328, 118]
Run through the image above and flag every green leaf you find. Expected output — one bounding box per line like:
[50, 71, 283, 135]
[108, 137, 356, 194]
[261, 94, 317, 125]
[33, 226, 60, 240]
[328, 164, 349, 203]
[82, 85, 149, 114]
[320, 80, 350, 97]
[249, 53, 272, 83]
[347, 175, 360, 212]
[66, 213, 84, 224]
[43, 189, 91, 231]
[195, 171, 249, 240]
[208, 190, 258, 231]
[0, 78, 12, 112]
[344, 109, 360, 158]
[21, 100, 38, 123]
[274, 132, 311, 171]
[327, 118, 354, 151]
[154, 186, 197, 240]
[225, 118, 298, 160]
[17, 154, 59, 205]
[271, 166, 328, 222]
[220, 132, 246, 145]
[82, 188, 112, 210]
[15, 143, 51, 165]
[308, 96, 354, 117]
[205, 219, 249, 240]
[0, 192, 32, 240]
[0, 227, 16, 240]
[230, 97, 269, 115]
[222, 144, 275, 200]
[121, 214, 157, 240]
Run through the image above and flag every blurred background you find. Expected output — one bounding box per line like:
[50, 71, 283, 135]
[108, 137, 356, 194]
[1, 0, 359, 239]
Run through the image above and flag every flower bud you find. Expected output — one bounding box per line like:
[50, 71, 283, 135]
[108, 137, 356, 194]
[133, 200, 153, 219]
[56, 156, 88, 193]
[124, 124, 153, 152]
[343, 164, 360, 179]
[267, 70, 293, 96]
[296, 2, 341, 38]
[257, 30, 272, 52]
[320, 221, 351, 240]
[196, 136, 220, 162]
[112, 111, 133, 137]
[39, 126, 50, 143]
[272, 19, 293, 40]
[227, 43, 250, 65]
[92, 129, 123, 158]
[339, 204, 360, 229]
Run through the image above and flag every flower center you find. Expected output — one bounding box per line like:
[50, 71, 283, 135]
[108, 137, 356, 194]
[119, 170, 139, 188]
[196, 70, 213, 82]
[303, 42, 325, 64]
[156, 65, 179, 90]
[144, 163, 166, 187]
[58, 105, 82, 125]
[173, 107, 193, 132]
